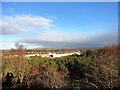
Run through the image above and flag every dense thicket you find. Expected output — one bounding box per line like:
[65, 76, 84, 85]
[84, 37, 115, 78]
[1, 45, 119, 89]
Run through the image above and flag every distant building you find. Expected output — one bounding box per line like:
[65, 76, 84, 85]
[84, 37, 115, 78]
[25, 51, 83, 58]
[25, 54, 39, 57]
[74, 51, 83, 56]
[48, 52, 74, 58]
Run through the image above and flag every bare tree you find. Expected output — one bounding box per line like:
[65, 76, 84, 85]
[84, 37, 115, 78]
[15, 43, 27, 83]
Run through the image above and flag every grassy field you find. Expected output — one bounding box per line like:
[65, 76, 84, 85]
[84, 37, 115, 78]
[1, 45, 120, 89]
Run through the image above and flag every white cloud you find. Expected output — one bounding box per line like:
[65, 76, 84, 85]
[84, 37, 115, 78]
[8, 8, 15, 13]
[1, 29, 118, 49]
[27, 43, 43, 49]
[1, 14, 118, 49]
[40, 30, 91, 42]
[21, 29, 118, 48]
[1, 15, 54, 34]
[0, 41, 43, 50]
[0, 42, 15, 50]
[21, 29, 90, 43]
[9, 8, 14, 11]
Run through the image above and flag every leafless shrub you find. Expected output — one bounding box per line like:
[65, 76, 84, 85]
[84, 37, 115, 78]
[28, 63, 68, 88]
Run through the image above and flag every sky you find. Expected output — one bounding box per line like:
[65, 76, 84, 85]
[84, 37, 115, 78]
[0, 2, 118, 49]
[2, 0, 119, 2]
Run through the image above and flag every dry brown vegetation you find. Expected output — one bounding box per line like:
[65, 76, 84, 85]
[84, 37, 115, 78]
[1, 45, 119, 89]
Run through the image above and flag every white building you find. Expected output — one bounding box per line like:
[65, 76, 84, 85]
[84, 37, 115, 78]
[25, 51, 83, 58]
[48, 52, 75, 58]
[25, 54, 39, 57]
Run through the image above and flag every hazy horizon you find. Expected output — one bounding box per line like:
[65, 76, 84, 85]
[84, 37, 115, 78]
[1, 2, 118, 50]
